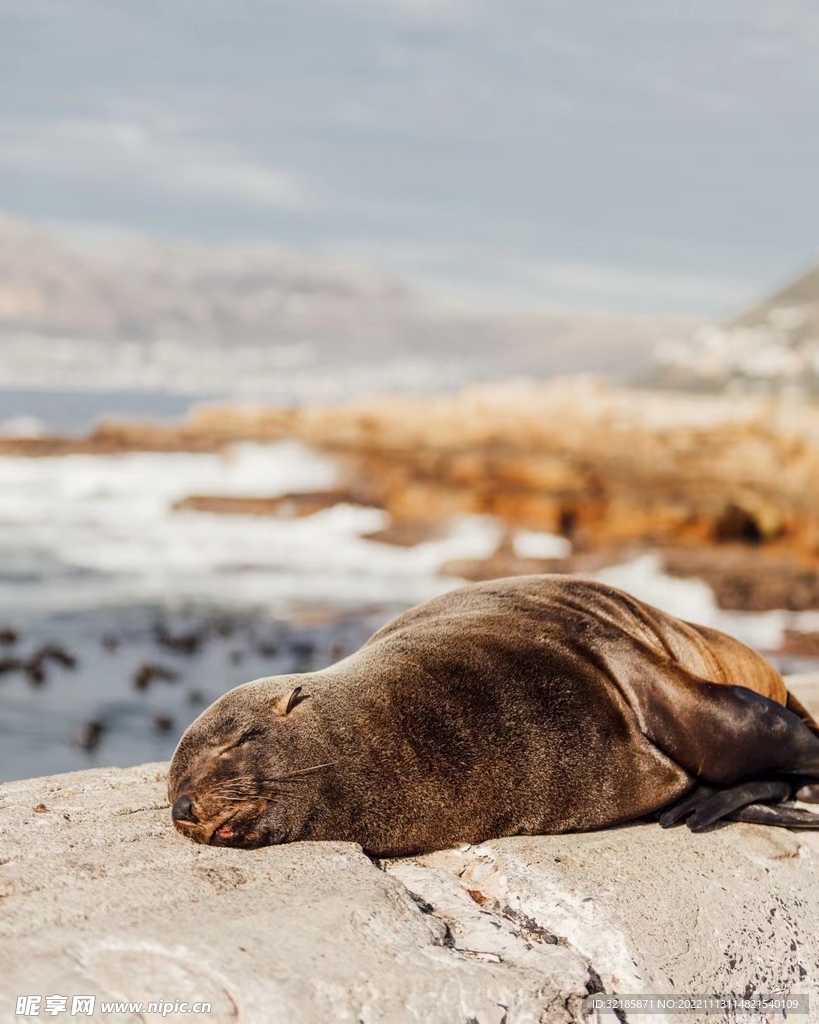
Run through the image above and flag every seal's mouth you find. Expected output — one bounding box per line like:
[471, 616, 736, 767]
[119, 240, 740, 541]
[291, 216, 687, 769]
[207, 810, 273, 849]
[208, 808, 255, 846]
[169, 759, 332, 847]
[169, 790, 269, 847]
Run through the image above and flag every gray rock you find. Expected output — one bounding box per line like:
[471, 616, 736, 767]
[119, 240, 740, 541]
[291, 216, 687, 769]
[1, 763, 818, 1023]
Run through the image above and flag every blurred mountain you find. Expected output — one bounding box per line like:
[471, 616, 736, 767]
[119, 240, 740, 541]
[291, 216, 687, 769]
[0, 218, 694, 399]
[0, 217, 421, 344]
[652, 261, 819, 394]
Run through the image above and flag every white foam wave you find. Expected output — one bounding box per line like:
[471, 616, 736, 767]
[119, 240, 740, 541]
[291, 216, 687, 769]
[1, 445, 814, 652]
[0, 442, 502, 614]
[512, 529, 572, 560]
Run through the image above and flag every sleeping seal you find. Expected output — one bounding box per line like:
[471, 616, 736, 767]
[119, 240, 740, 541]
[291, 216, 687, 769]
[168, 575, 819, 856]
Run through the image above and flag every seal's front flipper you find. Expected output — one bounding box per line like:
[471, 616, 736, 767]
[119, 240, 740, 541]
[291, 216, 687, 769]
[685, 780, 791, 832]
[625, 657, 819, 785]
[728, 803, 819, 828]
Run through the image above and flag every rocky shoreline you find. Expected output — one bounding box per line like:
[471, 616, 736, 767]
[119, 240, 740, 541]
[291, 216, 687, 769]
[4, 378, 819, 618]
[2, 759, 818, 1023]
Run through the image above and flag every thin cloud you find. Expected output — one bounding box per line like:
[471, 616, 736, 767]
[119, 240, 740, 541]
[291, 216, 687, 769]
[313, 239, 754, 317]
[341, 0, 473, 19]
[525, 262, 753, 308]
[0, 116, 309, 210]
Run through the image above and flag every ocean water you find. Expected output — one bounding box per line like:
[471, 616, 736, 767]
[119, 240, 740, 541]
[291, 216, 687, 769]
[0, 604, 391, 783]
[0, 387, 209, 437]
[1, 428, 818, 783]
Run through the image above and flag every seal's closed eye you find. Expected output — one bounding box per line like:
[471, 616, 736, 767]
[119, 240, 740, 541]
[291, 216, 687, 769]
[235, 727, 265, 745]
[217, 727, 266, 755]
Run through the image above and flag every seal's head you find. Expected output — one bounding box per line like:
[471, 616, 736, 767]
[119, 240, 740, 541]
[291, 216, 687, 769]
[167, 677, 321, 848]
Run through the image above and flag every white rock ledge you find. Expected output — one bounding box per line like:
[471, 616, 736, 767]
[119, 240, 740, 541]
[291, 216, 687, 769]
[1, 763, 818, 1023]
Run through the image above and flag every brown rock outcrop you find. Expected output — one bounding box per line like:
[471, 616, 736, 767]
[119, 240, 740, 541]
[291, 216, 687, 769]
[661, 547, 819, 611]
[173, 489, 372, 518]
[261, 379, 819, 560]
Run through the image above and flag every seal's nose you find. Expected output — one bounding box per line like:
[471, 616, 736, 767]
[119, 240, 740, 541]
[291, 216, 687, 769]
[172, 794, 199, 824]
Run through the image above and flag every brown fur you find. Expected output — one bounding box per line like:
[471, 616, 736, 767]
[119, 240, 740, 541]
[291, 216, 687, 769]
[168, 575, 819, 856]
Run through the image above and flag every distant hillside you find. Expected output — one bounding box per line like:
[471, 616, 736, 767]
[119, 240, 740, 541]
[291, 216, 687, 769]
[0, 218, 420, 344]
[736, 265, 819, 331]
[652, 261, 819, 394]
[0, 218, 694, 399]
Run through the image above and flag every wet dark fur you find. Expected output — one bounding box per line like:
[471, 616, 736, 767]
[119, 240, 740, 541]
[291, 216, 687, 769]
[168, 575, 819, 856]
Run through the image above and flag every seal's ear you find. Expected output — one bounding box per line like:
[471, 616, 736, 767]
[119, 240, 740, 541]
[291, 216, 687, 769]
[276, 685, 309, 716]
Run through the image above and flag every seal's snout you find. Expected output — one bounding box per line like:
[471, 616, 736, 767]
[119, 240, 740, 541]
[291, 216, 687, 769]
[172, 794, 199, 824]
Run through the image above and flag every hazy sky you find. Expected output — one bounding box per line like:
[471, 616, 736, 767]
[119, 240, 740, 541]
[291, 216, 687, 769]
[2, 0, 819, 316]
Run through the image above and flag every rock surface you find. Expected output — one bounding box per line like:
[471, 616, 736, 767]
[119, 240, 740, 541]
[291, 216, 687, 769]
[2, 763, 819, 1023]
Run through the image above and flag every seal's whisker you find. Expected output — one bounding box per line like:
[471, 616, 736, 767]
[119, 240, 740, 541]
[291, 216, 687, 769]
[207, 775, 268, 791]
[217, 792, 284, 803]
[208, 778, 258, 791]
[208, 764, 336, 803]
[265, 762, 336, 782]
[211, 772, 262, 783]
[211, 790, 257, 799]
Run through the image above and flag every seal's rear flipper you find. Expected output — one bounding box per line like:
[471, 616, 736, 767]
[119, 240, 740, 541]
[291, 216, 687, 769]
[659, 780, 798, 831]
[728, 803, 819, 829]
[685, 780, 791, 832]
[658, 783, 714, 828]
